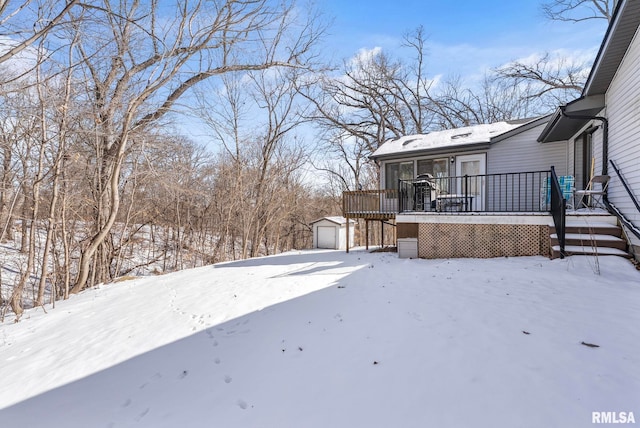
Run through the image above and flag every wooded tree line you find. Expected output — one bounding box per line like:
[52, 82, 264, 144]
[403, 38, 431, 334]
[0, 0, 611, 319]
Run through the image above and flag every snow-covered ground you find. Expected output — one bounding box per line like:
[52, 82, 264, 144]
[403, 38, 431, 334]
[0, 249, 638, 427]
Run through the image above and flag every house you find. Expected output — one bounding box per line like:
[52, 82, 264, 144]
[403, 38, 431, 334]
[343, 116, 570, 258]
[371, 116, 567, 213]
[538, 0, 640, 259]
[343, 0, 639, 261]
[367, 116, 574, 259]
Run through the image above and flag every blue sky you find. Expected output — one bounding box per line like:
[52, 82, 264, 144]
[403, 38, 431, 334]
[319, 0, 609, 79]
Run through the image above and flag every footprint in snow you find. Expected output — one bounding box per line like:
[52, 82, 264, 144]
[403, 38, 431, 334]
[224, 375, 232, 384]
[139, 373, 162, 389]
[135, 408, 150, 421]
[237, 399, 248, 410]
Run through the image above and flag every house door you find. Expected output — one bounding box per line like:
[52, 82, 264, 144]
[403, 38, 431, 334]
[574, 132, 593, 191]
[456, 154, 486, 211]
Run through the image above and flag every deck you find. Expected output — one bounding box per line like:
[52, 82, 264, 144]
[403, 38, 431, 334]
[342, 189, 398, 220]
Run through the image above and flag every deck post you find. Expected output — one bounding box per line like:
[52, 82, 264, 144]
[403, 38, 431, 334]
[380, 220, 384, 248]
[345, 214, 350, 253]
[365, 220, 369, 250]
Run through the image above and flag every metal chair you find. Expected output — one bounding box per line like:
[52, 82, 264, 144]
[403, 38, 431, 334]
[574, 175, 610, 209]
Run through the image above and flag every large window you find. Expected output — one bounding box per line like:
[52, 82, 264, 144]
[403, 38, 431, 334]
[417, 158, 449, 192]
[385, 161, 414, 189]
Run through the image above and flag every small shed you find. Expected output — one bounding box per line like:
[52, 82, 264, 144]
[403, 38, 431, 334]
[311, 216, 355, 250]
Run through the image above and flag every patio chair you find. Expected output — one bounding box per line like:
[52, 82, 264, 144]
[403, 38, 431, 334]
[540, 175, 574, 210]
[574, 175, 610, 209]
[559, 175, 575, 209]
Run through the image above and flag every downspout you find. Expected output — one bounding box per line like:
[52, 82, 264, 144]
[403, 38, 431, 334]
[559, 106, 609, 176]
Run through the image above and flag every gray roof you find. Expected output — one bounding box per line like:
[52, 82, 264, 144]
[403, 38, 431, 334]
[538, 0, 640, 143]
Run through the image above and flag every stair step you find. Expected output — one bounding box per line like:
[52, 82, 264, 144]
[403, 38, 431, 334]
[548, 213, 629, 258]
[551, 233, 624, 242]
[565, 220, 620, 228]
[551, 245, 631, 258]
[550, 233, 627, 250]
[566, 211, 618, 224]
[549, 223, 622, 237]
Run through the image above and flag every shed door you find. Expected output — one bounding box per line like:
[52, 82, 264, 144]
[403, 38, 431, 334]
[317, 226, 336, 249]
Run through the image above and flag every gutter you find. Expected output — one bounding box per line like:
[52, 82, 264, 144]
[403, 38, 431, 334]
[559, 106, 609, 176]
[370, 142, 491, 163]
[536, 110, 562, 142]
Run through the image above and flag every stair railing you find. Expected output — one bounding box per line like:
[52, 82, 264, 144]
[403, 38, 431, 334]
[607, 160, 640, 241]
[550, 166, 566, 258]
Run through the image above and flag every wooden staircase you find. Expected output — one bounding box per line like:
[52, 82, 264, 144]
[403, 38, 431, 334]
[549, 213, 630, 259]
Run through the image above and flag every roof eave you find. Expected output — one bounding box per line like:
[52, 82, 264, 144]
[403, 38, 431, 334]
[370, 142, 491, 162]
[583, 0, 640, 96]
[537, 95, 606, 143]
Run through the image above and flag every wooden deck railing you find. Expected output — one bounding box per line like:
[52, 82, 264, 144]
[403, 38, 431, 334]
[342, 189, 399, 220]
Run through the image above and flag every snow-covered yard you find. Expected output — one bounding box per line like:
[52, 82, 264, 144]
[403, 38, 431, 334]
[0, 249, 638, 427]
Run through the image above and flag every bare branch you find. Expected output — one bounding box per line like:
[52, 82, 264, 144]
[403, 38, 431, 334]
[541, 0, 614, 23]
[0, 0, 80, 64]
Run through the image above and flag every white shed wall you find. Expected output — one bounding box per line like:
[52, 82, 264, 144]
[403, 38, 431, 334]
[312, 219, 354, 250]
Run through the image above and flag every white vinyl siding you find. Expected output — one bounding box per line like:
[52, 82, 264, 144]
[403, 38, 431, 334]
[605, 28, 640, 227]
[487, 122, 568, 176]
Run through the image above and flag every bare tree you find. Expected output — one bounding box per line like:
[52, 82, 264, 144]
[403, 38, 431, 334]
[0, 0, 80, 66]
[492, 52, 587, 110]
[64, 0, 321, 293]
[300, 27, 436, 191]
[491, 1, 612, 112]
[195, 54, 317, 258]
[541, 0, 614, 22]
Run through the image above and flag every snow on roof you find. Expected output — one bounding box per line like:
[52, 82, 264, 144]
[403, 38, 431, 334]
[310, 216, 354, 225]
[372, 121, 526, 159]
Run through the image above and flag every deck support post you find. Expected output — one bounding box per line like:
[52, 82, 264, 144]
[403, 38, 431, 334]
[365, 220, 369, 250]
[380, 220, 384, 248]
[345, 215, 350, 253]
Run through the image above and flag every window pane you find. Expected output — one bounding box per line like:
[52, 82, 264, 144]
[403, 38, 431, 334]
[399, 161, 414, 180]
[460, 160, 481, 194]
[417, 159, 433, 176]
[432, 159, 448, 177]
[417, 158, 448, 193]
[385, 163, 399, 189]
[385, 161, 414, 189]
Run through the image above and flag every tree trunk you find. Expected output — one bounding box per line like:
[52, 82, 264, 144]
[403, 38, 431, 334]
[71, 150, 125, 293]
